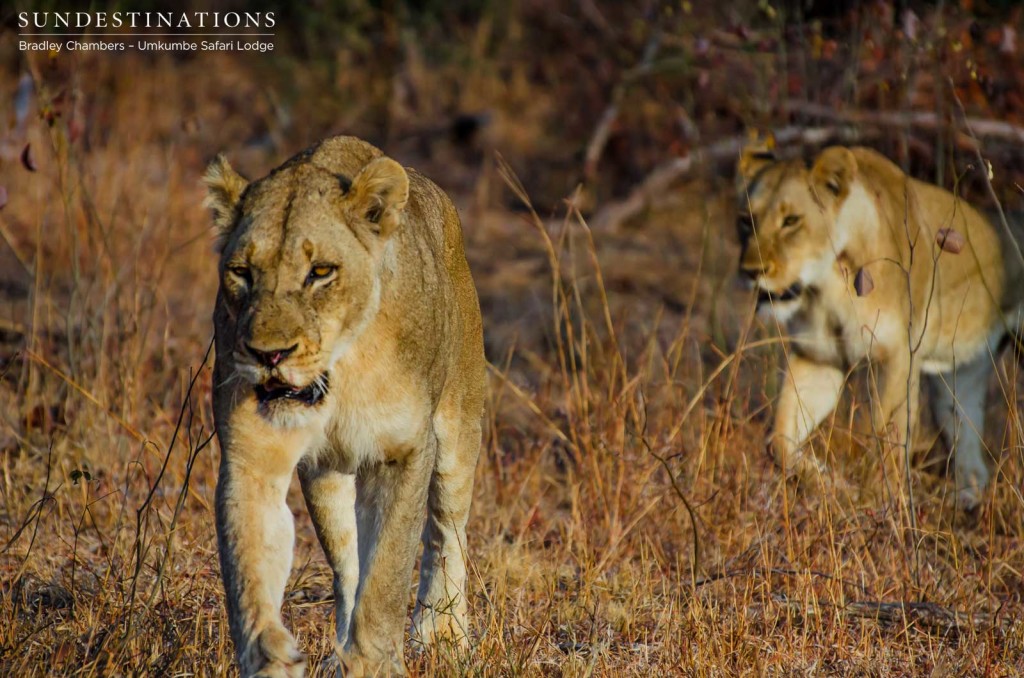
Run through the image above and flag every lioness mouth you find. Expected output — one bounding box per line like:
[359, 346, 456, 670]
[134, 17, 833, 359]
[255, 373, 330, 407]
[757, 283, 803, 305]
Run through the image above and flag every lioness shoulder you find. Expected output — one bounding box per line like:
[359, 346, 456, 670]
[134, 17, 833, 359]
[736, 134, 1009, 508]
[205, 136, 485, 677]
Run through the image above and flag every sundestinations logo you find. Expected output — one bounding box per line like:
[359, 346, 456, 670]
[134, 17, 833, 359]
[18, 10, 276, 54]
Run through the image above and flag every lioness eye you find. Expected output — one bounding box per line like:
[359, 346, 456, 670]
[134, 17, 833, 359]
[307, 264, 336, 284]
[737, 214, 754, 235]
[228, 265, 252, 284]
[366, 206, 382, 223]
[782, 215, 801, 228]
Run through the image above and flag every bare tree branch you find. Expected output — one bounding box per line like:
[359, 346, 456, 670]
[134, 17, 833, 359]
[788, 99, 1024, 148]
[591, 104, 1024, 234]
[591, 125, 854, 231]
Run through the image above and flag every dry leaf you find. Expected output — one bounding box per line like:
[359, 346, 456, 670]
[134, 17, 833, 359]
[21, 144, 36, 172]
[854, 268, 874, 296]
[936, 228, 965, 254]
[0, 186, 7, 209]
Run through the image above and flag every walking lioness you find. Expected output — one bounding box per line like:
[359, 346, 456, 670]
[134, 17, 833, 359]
[736, 134, 1016, 508]
[205, 136, 485, 676]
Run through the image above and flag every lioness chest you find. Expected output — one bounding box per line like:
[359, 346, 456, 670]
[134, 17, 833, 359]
[786, 273, 904, 368]
[318, 343, 434, 473]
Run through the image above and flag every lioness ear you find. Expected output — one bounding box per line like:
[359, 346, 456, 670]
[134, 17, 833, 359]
[203, 155, 249, 234]
[347, 157, 410, 237]
[811, 147, 857, 203]
[737, 129, 777, 192]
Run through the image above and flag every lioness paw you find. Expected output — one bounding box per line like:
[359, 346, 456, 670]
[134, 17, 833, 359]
[766, 434, 828, 480]
[337, 648, 405, 678]
[410, 608, 468, 649]
[245, 625, 306, 678]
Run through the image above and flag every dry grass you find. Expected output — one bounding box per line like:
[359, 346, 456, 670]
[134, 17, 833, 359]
[2, 9, 1024, 676]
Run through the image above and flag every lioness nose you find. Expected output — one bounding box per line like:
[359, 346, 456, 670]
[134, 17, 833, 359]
[246, 343, 298, 367]
[739, 260, 763, 280]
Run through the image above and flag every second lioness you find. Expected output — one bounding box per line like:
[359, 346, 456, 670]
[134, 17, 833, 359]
[737, 137, 1013, 507]
[206, 136, 486, 676]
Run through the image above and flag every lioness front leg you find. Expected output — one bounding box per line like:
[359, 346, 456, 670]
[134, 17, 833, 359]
[344, 448, 434, 676]
[299, 465, 358, 648]
[412, 416, 482, 648]
[217, 459, 305, 678]
[771, 354, 845, 480]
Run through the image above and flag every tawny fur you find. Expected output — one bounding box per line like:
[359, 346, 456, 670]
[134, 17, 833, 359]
[737, 135, 1015, 508]
[206, 136, 486, 677]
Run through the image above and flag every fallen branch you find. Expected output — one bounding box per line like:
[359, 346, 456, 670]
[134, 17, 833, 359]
[590, 125, 853, 231]
[591, 105, 1024, 233]
[693, 567, 873, 596]
[787, 99, 1024, 147]
[770, 593, 1010, 635]
[695, 569, 1011, 636]
[842, 600, 1008, 634]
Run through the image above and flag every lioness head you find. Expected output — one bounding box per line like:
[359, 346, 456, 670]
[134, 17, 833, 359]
[736, 134, 858, 321]
[205, 149, 409, 424]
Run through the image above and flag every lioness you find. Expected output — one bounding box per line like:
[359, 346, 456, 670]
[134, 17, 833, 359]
[736, 134, 1014, 508]
[205, 136, 486, 676]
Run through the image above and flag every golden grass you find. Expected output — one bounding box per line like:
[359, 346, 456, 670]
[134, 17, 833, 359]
[1, 43, 1023, 678]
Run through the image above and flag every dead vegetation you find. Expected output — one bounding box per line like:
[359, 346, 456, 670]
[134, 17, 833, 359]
[1, 2, 1023, 675]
